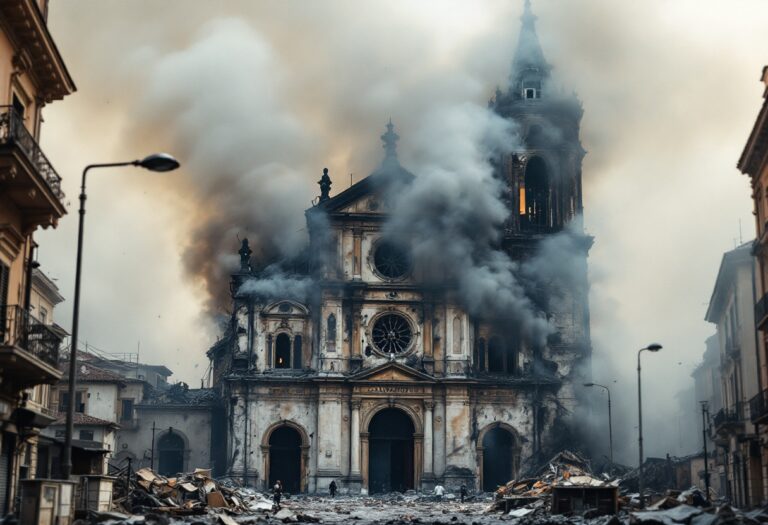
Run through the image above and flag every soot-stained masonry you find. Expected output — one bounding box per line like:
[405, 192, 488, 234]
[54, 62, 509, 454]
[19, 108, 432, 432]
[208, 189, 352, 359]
[207, 1, 593, 495]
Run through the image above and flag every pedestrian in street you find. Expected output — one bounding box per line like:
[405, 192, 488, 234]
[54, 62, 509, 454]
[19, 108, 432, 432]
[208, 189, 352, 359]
[273, 479, 283, 510]
[434, 484, 445, 501]
[460, 484, 468, 503]
[329, 480, 338, 498]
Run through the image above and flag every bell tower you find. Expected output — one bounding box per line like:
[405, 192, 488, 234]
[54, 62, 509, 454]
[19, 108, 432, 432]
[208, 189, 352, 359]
[492, 0, 586, 238]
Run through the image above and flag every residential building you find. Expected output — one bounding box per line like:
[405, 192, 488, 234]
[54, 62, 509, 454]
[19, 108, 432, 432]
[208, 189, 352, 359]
[692, 335, 724, 495]
[706, 242, 763, 506]
[43, 361, 126, 477]
[20, 267, 66, 481]
[0, 0, 75, 513]
[209, 1, 592, 494]
[46, 351, 215, 478]
[739, 65, 768, 505]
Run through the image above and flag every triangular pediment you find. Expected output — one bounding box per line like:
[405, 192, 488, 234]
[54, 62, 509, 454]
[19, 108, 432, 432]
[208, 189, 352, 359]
[309, 165, 415, 216]
[348, 361, 434, 383]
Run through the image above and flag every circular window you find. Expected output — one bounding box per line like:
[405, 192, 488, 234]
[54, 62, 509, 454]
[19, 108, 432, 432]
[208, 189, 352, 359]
[371, 313, 413, 354]
[373, 241, 411, 279]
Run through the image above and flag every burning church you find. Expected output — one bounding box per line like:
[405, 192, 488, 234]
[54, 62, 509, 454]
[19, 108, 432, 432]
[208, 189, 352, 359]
[207, 1, 592, 494]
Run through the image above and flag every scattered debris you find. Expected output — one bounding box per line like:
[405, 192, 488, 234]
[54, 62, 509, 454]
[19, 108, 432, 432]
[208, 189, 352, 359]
[115, 467, 273, 516]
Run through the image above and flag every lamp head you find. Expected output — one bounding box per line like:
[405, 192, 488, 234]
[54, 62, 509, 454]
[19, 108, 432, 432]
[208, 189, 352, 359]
[137, 153, 180, 172]
[646, 343, 662, 352]
[583, 382, 594, 387]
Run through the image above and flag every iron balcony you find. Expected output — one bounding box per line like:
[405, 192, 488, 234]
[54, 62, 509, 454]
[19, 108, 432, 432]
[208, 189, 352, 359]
[0, 106, 66, 228]
[712, 405, 745, 434]
[750, 389, 768, 425]
[0, 304, 63, 389]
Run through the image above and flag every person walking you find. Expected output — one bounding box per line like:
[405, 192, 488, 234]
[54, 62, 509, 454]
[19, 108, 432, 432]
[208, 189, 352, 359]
[329, 480, 338, 498]
[273, 480, 283, 510]
[434, 484, 445, 501]
[460, 484, 468, 503]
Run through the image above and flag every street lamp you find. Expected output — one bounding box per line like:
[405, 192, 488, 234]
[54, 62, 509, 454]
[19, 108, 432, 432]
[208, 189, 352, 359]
[584, 382, 613, 463]
[61, 153, 180, 479]
[637, 342, 662, 508]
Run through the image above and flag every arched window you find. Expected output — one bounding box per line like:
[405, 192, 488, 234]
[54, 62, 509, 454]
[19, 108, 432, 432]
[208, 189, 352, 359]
[275, 333, 291, 369]
[475, 338, 486, 372]
[327, 314, 337, 342]
[488, 336, 505, 373]
[522, 157, 550, 230]
[452, 316, 462, 355]
[293, 335, 303, 370]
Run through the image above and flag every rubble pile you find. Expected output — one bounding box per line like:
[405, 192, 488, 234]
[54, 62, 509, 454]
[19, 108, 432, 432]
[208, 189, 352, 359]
[114, 467, 272, 516]
[489, 450, 618, 515]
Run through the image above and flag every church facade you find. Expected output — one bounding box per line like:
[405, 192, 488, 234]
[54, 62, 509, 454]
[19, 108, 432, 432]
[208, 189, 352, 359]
[208, 1, 592, 494]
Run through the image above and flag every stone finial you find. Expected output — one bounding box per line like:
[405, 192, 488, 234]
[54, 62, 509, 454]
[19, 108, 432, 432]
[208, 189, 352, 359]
[238, 238, 252, 272]
[381, 119, 400, 164]
[318, 167, 332, 202]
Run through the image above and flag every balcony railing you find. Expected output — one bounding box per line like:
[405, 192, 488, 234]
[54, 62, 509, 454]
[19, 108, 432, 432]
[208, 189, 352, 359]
[1, 304, 61, 368]
[756, 292, 768, 330]
[712, 405, 744, 430]
[0, 106, 64, 201]
[750, 390, 768, 424]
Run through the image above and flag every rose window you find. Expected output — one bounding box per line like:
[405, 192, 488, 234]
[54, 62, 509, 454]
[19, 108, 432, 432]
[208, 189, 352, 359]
[371, 314, 413, 354]
[373, 242, 411, 279]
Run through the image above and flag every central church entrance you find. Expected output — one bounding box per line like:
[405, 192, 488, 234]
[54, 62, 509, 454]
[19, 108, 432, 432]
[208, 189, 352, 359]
[368, 408, 414, 493]
[268, 426, 302, 493]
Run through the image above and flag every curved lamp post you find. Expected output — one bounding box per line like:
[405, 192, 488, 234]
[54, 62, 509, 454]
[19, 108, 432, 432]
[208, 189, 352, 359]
[637, 343, 662, 508]
[61, 153, 180, 479]
[584, 382, 613, 463]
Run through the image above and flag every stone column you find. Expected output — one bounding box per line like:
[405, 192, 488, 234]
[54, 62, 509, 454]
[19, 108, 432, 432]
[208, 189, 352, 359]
[352, 229, 362, 280]
[350, 400, 361, 476]
[424, 401, 434, 476]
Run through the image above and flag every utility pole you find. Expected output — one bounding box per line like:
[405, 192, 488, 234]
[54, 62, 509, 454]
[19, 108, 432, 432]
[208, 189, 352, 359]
[701, 402, 711, 503]
[150, 421, 156, 471]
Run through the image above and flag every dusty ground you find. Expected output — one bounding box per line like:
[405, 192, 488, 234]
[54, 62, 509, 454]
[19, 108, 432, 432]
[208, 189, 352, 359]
[234, 493, 507, 524]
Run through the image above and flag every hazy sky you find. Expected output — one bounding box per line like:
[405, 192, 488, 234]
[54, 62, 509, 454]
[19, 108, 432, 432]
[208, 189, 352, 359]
[36, 1, 767, 464]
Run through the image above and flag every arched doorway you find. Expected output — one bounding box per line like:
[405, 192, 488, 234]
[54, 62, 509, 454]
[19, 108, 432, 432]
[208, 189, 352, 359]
[481, 427, 515, 492]
[268, 426, 302, 493]
[157, 432, 185, 476]
[368, 408, 415, 493]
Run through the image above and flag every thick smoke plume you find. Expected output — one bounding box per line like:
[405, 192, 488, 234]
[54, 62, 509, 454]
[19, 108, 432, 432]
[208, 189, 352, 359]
[384, 104, 553, 345]
[126, 19, 318, 314]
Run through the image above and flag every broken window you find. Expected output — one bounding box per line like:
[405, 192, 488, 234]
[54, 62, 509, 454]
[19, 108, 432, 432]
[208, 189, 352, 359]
[275, 333, 291, 369]
[476, 338, 486, 371]
[488, 336, 505, 373]
[121, 399, 134, 422]
[293, 335, 303, 369]
[484, 335, 518, 375]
